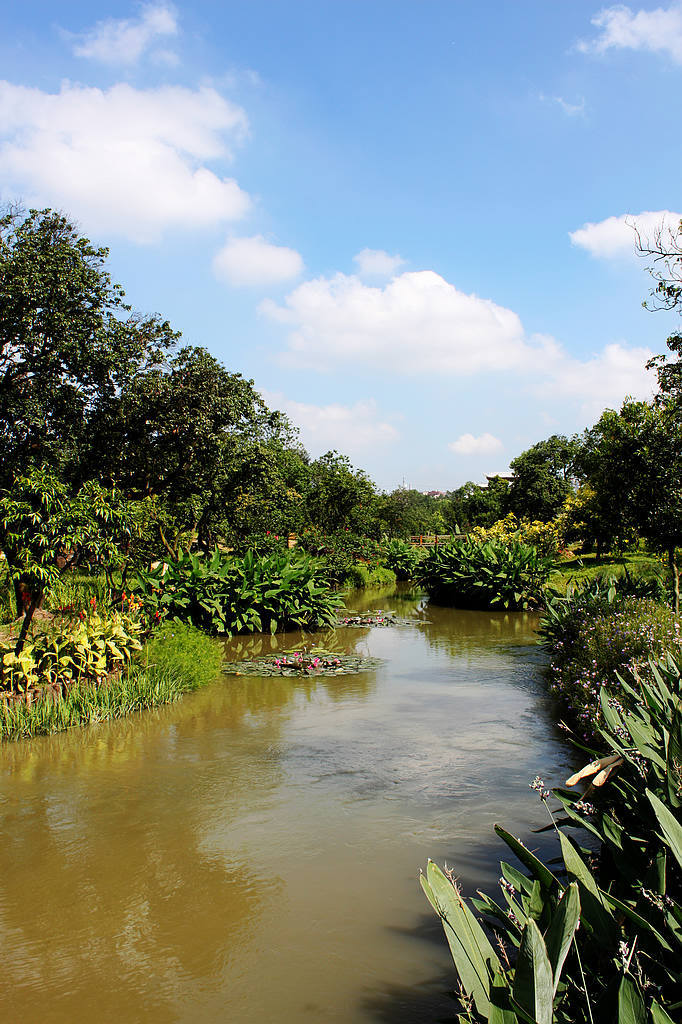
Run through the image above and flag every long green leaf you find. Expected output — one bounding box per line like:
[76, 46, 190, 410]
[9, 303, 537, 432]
[617, 975, 646, 1024]
[495, 826, 561, 892]
[512, 919, 554, 1024]
[543, 882, 580, 995]
[421, 861, 499, 1018]
[647, 790, 682, 871]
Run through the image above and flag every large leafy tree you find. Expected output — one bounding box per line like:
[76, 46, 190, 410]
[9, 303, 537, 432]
[446, 478, 510, 531]
[0, 207, 177, 488]
[90, 345, 295, 548]
[572, 402, 649, 554]
[304, 452, 380, 536]
[508, 434, 577, 521]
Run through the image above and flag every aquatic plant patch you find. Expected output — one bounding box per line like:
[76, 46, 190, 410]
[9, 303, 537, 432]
[138, 548, 343, 636]
[223, 649, 384, 677]
[335, 610, 415, 627]
[420, 537, 553, 610]
[0, 664, 194, 741]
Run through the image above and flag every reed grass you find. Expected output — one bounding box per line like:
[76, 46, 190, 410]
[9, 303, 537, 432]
[0, 623, 224, 741]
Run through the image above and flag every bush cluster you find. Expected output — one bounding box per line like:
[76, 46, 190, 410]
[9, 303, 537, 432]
[420, 536, 553, 610]
[539, 578, 681, 738]
[138, 547, 343, 635]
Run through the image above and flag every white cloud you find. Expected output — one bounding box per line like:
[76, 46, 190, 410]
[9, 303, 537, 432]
[542, 341, 655, 416]
[213, 235, 303, 287]
[449, 433, 503, 456]
[261, 393, 399, 456]
[262, 270, 533, 374]
[72, 3, 179, 65]
[540, 93, 586, 116]
[0, 81, 250, 242]
[353, 248, 406, 278]
[579, 2, 682, 63]
[569, 210, 682, 259]
[263, 265, 656, 421]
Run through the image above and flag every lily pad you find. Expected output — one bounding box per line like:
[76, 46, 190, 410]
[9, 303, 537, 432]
[223, 649, 384, 678]
[334, 610, 415, 628]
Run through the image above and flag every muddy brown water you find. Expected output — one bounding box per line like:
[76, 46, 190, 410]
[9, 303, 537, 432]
[0, 586, 573, 1023]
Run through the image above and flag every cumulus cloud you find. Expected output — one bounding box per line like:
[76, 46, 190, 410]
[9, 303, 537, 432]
[261, 393, 399, 456]
[579, 2, 682, 63]
[72, 3, 179, 65]
[213, 235, 303, 287]
[569, 210, 682, 259]
[542, 341, 655, 416]
[0, 81, 250, 242]
[263, 264, 656, 421]
[449, 433, 503, 456]
[262, 270, 533, 374]
[353, 248, 406, 278]
[540, 93, 586, 116]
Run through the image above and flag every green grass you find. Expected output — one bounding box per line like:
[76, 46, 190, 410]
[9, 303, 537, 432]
[0, 620, 224, 742]
[342, 564, 397, 588]
[548, 551, 663, 593]
[142, 620, 224, 690]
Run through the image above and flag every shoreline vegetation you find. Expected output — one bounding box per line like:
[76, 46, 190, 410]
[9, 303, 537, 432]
[3, 207, 682, 1018]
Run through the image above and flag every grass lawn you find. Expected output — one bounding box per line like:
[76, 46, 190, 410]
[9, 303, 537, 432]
[549, 550, 664, 592]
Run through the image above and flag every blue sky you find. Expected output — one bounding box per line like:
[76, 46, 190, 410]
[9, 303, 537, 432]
[2, 1, 681, 490]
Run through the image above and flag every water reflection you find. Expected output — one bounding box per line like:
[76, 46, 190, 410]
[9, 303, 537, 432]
[0, 584, 572, 1023]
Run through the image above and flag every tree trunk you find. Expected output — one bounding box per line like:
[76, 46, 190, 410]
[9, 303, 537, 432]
[14, 587, 42, 655]
[669, 545, 679, 616]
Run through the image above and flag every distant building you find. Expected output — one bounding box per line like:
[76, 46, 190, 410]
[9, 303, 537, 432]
[423, 489, 447, 498]
[478, 472, 515, 489]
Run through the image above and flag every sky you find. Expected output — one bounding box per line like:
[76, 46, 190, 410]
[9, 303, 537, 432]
[2, 1, 682, 491]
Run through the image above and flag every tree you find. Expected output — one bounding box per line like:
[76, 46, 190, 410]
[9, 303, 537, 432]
[0, 467, 146, 650]
[89, 345, 295, 549]
[0, 207, 176, 488]
[572, 403, 649, 554]
[508, 435, 577, 521]
[446, 478, 510, 531]
[304, 452, 379, 536]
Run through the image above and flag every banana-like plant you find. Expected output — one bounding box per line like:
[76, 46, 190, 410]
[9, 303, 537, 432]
[424, 652, 682, 1022]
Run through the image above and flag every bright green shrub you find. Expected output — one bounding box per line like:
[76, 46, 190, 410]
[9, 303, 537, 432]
[420, 537, 553, 610]
[384, 539, 423, 580]
[143, 621, 223, 689]
[138, 548, 343, 636]
[342, 564, 397, 588]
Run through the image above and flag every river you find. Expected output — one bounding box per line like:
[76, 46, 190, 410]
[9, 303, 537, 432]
[0, 586, 573, 1023]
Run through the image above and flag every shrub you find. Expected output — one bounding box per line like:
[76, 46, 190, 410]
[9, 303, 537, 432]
[384, 539, 423, 580]
[539, 580, 681, 738]
[342, 564, 397, 588]
[0, 608, 143, 694]
[142, 621, 223, 690]
[469, 512, 561, 557]
[423, 654, 682, 1023]
[420, 537, 553, 610]
[298, 528, 383, 585]
[138, 548, 343, 635]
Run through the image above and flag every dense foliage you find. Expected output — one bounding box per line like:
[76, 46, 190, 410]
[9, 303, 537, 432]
[541, 588, 681, 739]
[138, 548, 343, 636]
[420, 537, 554, 610]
